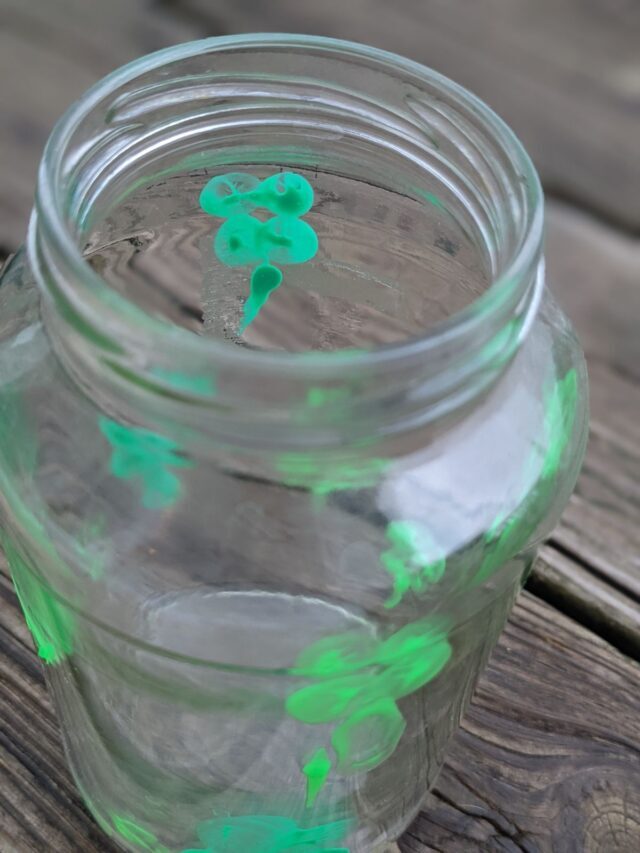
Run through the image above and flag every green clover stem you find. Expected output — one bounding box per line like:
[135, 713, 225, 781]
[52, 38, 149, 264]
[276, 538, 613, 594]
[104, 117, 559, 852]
[302, 748, 333, 808]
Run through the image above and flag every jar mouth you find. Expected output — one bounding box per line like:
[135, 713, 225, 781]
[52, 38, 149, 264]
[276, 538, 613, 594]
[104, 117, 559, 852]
[30, 34, 543, 439]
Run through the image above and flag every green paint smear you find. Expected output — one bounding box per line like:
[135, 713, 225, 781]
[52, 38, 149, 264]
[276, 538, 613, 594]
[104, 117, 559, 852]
[540, 368, 578, 481]
[287, 618, 451, 782]
[184, 814, 351, 853]
[380, 520, 446, 608]
[7, 541, 74, 666]
[421, 191, 448, 213]
[302, 747, 333, 808]
[111, 814, 170, 853]
[200, 171, 318, 332]
[152, 368, 215, 396]
[276, 453, 387, 501]
[100, 417, 193, 509]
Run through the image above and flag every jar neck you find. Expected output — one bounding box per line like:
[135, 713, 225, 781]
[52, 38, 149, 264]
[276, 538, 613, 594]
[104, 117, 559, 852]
[28, 35, 544, 450]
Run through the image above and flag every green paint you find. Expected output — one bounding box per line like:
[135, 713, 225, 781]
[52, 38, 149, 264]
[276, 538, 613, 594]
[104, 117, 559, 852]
[276, 453, 386, 500]
[305, 387, 350, 409]
[294, 632, 378, 678]
[288, 618, 451, 783]
[183, 814, 351, 853]
[8, 542, 74, 665]
[200, 171, 314, 219]
[421, 191, 448, 213]
[152, 368, 215, 396]
[302, 747, 332, 807]
[239, 264, 283, 333]
[332, 698, 405, 774]
[287, 673, 372, 725]
[215, 213, 318, 268]
[200, 171, 318, 332]
[111, 814, 169, 853]
[380, 521, 446, 608]
[540, 368, 578, 481]
[99, 417, 192, 509]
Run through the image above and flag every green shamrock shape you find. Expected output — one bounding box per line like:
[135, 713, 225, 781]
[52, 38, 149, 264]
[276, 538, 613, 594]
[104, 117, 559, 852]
[199, 171, 319, 333]
[287, 619, 451, 799]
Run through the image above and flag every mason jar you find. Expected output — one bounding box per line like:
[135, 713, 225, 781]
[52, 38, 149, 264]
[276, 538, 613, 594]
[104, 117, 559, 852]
[0, 35, 588, 853]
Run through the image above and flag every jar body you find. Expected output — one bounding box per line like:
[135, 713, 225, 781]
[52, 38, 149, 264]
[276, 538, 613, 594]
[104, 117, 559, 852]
[0, 244, 587, 852]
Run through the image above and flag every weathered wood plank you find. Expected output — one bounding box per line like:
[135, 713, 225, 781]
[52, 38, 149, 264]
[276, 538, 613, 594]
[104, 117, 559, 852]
[175, 0, 640, 231]
[402, 591, 640, 853]
[541, 204, 640, 609]
[530, 547, 640, 660]
[3, 0, 640, 246]
[1, 558, 639, 851]
[0, 0, 201, 248]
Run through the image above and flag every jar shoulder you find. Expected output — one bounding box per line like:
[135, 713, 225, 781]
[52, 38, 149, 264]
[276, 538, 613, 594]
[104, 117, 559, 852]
[378, 286, 588, 559]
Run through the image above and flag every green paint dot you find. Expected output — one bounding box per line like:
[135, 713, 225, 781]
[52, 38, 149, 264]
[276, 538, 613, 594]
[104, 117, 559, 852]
[286, 674, 372, 724]
[302, 747, 332, 808]
[331, 698, 406, 774]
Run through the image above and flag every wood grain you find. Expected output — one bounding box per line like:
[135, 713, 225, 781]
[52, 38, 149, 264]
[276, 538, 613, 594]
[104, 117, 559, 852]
[530, 547, 640, 660]
[537, 204, 640, 621]
[173, 0, 640, 231]
[1, 2, 639, 851]
[0, 0, 201, 248]
[402, 592, 640, 853]
[1, 557, 639, 852]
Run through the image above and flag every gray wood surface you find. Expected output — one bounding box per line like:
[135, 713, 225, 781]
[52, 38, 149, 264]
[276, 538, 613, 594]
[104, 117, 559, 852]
[1, 1, 639, 851]
[175, 0, 640, 232]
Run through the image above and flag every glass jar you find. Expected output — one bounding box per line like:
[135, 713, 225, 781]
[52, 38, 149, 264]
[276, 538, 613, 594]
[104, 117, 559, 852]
[0, 35, 587, 853]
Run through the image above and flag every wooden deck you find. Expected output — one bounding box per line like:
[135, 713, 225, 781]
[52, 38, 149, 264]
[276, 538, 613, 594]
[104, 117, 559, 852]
[0, 1, 639, 850]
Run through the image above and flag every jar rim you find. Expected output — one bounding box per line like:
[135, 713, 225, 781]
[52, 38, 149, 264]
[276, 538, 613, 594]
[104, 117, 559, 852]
[33, 34, 543, 374]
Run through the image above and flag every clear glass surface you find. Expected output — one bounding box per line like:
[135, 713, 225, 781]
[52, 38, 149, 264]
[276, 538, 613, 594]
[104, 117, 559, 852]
[0, 35, 587, 853]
